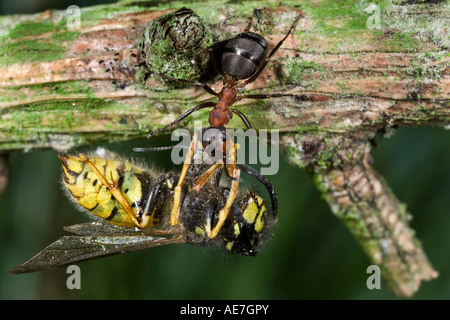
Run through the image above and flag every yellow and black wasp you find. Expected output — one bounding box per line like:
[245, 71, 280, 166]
[10, 139, 277, 274]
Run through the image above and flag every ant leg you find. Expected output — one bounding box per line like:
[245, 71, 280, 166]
[170, 133, 198, 226]
[266, 14, 302, 60]
[240, 93, 295, 99]
[243, 14, 301, 86]
[152, 71, 219, 97]
[236, 164, 278, 217]
[192, 153, 241, 195]
[79, 154, 145, 228]
[240, 93, 329, 102]
[231, 109, 253, 129]
[208, 47, 227, 79]
[149, 101, 216, 137]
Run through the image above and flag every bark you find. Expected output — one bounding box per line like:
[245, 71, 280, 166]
[0, 0, 448, 297]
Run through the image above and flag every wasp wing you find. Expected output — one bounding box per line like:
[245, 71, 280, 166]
[9, 222, 185, 274]
[63, 222, 181, 236]
[63, 221, 144, 236]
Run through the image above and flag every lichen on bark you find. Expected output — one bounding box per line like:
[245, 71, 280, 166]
[138, 7, 214, 83]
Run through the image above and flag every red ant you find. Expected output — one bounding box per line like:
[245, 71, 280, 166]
[146, 13, 302, 137]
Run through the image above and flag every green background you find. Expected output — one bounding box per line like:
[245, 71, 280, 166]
[0, 0, 449, 300]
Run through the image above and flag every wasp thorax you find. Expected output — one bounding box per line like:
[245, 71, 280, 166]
[221, 32, 268, 79]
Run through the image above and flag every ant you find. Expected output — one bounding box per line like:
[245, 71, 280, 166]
[146, 12, 302, 137]
[135, 12, 301, 238]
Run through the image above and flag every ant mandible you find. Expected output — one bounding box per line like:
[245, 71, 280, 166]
[147, 12, 302, 137]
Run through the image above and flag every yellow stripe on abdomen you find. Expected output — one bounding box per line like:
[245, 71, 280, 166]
[59, 153, 158, 228]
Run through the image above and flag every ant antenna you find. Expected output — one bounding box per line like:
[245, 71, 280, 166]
[133, 145, 187, 152]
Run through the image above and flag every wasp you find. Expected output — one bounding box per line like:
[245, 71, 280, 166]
[136, 126, 277, 239]
[9, 147, 277, 274]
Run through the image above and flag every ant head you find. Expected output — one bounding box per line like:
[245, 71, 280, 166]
[202, 126, 227, 145]
[201, 126, 231, 160]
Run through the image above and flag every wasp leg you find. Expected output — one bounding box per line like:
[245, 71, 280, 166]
[226, 139, 238, 178]
[207, 141, 240, 238]
[208, 167, 241, 239]
[170, 133, 198, 226]
[193, 163, 222, 193]
[193, 139, 241, 193]
[140, 173, 178, 227]
[79, 154, 144, 228]
[223, 165, 241, 182]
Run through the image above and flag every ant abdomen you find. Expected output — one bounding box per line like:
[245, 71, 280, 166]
[221, 32, 268, 79]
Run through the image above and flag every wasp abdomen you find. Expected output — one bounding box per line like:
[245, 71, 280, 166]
[223, 193, 268, 256]
[59, 154, 158, 228]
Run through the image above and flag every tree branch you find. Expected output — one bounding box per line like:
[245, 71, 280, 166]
[283, 133, 439, 297]
[0, 0, 448, 297]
